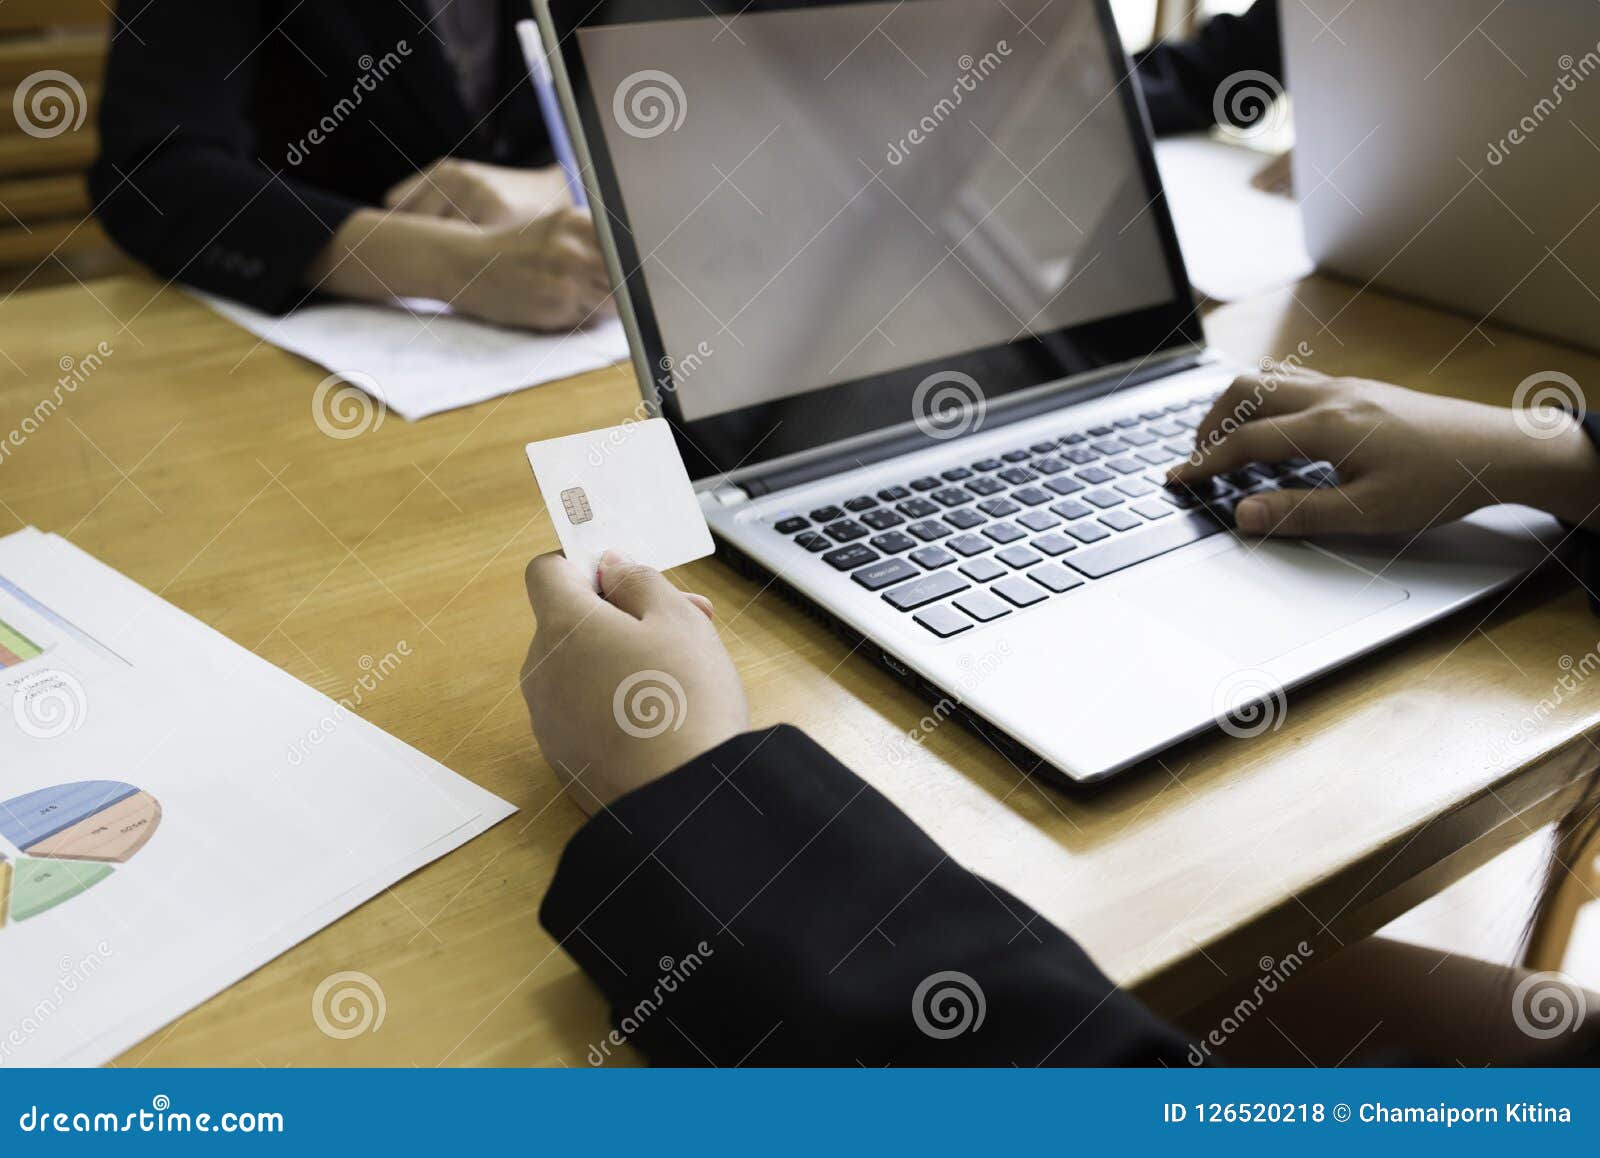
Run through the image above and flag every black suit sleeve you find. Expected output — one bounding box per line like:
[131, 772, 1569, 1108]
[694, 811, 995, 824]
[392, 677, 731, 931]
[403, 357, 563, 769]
[90, 0, 362, 312]
[1134, 0, 1283, 137]
[540, 725, 1192, 1066]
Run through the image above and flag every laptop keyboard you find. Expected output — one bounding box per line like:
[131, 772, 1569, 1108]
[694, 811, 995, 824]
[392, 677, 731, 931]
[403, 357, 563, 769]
[768, 393, 1341, 638]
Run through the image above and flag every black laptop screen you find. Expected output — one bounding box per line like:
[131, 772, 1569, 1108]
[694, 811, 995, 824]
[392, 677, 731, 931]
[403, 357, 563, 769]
[551, 0, 1201, 480]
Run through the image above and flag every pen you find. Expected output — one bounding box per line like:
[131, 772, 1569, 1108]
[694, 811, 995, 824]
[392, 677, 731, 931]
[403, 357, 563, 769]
[516, 18, 589, 210]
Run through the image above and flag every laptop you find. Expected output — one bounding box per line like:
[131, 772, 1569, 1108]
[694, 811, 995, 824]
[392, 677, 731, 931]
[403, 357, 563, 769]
[1286, 0, 1600, 354]
[536, 0, 1561, 784]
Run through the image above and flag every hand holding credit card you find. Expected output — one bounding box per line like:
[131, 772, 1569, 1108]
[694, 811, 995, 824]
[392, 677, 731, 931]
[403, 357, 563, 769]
[525, 418, 714, 588]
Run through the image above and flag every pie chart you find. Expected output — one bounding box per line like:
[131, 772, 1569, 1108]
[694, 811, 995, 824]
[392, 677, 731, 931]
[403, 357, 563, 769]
[0, 781, 161, 925]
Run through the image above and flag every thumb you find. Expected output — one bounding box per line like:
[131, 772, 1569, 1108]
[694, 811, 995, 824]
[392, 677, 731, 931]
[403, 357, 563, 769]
[1235, 485, 1369, 538]
[599, 551, 688, 620]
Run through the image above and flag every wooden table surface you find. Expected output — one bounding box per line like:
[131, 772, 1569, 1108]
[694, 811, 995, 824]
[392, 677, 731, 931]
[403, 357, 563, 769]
[2, 274, 1598, 1066]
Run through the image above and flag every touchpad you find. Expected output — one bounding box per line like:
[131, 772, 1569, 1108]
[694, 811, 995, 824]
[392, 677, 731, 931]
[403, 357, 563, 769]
[1112, 539, 1411, 667]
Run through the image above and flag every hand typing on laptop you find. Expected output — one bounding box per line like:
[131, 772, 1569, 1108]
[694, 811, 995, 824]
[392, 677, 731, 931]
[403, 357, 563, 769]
[1169, 370, 1600, 537]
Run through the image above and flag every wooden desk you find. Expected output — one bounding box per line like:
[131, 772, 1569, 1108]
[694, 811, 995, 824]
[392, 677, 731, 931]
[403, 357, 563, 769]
[2, 275, 1598, 1065]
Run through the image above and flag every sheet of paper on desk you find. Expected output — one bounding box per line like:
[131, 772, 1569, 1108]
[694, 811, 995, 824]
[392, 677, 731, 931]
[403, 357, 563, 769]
[1154, 135, 1314, 303]
[197, 293, 629, 421]
[0, 527, 515, 1066]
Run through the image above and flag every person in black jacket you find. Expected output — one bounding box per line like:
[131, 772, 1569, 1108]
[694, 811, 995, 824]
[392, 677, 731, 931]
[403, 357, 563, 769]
[523, 371, 1600, 1066]
[1134, 0, 1283, 137]
[90, 0, 609, 330]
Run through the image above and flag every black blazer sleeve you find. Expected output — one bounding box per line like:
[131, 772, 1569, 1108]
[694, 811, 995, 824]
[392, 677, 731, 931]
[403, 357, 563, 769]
[90, 0, 362, 312]
[1134, 0, 1283, 137]
[540, 725, 1191, 1066]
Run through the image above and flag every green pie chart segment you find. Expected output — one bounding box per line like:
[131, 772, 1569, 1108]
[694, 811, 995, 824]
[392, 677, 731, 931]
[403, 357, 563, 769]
[8, 857, 114, 922]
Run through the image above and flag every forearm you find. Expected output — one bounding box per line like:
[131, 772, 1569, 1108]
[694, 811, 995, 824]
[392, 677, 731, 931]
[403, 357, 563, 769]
[540, 726, 1191, 1066]
[1480, 408, 1600, 529]
[305, 208, 482, 304]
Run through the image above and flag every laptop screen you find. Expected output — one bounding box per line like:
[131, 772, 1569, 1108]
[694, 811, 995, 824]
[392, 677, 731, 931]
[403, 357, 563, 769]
[551, 0, 1199, 480]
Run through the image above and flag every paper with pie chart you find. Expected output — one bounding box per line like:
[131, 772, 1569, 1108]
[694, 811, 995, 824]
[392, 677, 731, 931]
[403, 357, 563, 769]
[0, 781, 162, 925]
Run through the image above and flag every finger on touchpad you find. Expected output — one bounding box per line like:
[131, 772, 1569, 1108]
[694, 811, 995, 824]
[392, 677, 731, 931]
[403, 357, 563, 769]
[1112, 540, 1410, 667]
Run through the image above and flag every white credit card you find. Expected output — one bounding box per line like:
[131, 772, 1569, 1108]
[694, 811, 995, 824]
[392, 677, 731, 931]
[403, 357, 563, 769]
[525, 418, 714, 588]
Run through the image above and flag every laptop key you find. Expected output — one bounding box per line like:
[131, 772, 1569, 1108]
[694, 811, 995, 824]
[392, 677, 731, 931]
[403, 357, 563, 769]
[1108, 457, 1145, 475]
[1050, 499, 1094, 520]
[941, 467, 974, 481]
[971, 457, 1003, 472]
[1066, 511, 1223, 579]
[1133, 500, 1174, 520]
[932, 487, 973, 507]
[1001, 450, 1032, 463]
[959, 556, 1006, 583]
[910, 546, 957, 570]
[1084, 489, 1124, 509]
[844, 495, 878, 511]
[1087, 424, 1114, 437]
[908, 520, 952, 541]
[1121, 430, 1158, 447]
[998, 467, 1036, 486]
[996, 545, 1042, 569]
[870, 531, 917, 554]
[1064, 448, 1098, 465]
[1060, 432, 1088, 445]
[1045, 476, 1085, 496]
[898, 498, 940, 518]
[1031, 533, 1076, 556]
[825, 519, 869, 542]
[1100, 510, 1142, 532]
[1013, 485, 1054, 507]
[1139, 409, 1167, 422]
[1090, 439, 1127, 455]
[884, 570, 971, 611]
[852, 558, 919, 591]
[1113, 416, 1141, 429]
[977, 497, 1020, 518]
[774, 516, 809, 533]
[910, 476, 942, 491]
[948, 534, 993, 557]
[993, 575, 1048, 607]
[1030, 441, 1059, 454]
[1149, 421, 1185, 438]
[954, 590, 1012, 623]
[944, 508, 986, 530]
[1115, 478, 1157, 497]
[823, 544, 878, 570]
[1018, 511, 1058, 532]
[877, 485, 911, 501]
[984, 522, 1027, 544]
[1077, 466, 1115, 485]
[861, 508, 905, 530]
[810, 505, 845, 522]
[913, 604, 973, 638]
[965, 475, 1006, 496]
[1068, 522, 1112, 544]
[795, 531, 831, 552]
[1029, 563, 1085, 594]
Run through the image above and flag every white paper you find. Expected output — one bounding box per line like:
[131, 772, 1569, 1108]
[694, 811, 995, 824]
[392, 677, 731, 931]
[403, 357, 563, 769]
[0, 528, 515, 1066]
[198, 293, 629, 421]
[1154, 135, 1314, 303]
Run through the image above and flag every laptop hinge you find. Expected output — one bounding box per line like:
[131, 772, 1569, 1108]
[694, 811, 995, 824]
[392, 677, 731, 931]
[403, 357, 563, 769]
[737, 350, 1205, 499]
[709, 481, 750, 506]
